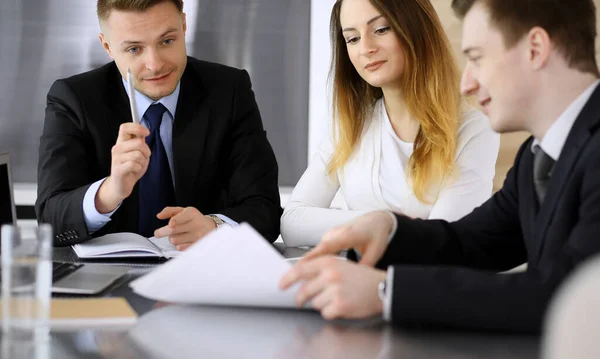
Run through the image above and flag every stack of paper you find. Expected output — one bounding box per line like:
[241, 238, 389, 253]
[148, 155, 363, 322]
[129, 223, 304, 308]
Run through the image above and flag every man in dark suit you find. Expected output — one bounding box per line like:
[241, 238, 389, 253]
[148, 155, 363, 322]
[36, 0, 281, 248]
[280, 0, 600, 332]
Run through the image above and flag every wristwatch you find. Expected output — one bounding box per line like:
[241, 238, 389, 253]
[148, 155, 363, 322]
[378, 279, 388, 302]
[205, 214, 226, 228]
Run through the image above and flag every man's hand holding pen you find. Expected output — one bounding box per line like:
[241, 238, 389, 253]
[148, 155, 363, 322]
[95, 123, 150, 214]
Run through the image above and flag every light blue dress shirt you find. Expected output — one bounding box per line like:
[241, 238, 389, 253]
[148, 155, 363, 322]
[82, 80, 236, 234]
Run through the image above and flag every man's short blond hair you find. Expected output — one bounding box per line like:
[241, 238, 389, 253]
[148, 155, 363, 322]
[97, 0, 184, 21]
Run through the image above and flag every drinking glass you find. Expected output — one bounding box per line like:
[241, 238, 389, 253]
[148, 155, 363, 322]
[1, 224, 52, 342]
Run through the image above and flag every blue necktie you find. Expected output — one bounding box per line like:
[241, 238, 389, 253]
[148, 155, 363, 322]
[138, 103, 176, 237]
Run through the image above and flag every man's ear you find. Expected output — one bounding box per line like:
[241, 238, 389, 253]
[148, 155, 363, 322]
[182, 12, 187, 34]
[527, 26, 551, 71]
[98, 32, 114, 59]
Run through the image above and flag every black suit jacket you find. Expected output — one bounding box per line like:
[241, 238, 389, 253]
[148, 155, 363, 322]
[36, 57, 282, 245]
[378, 85, 600, 333]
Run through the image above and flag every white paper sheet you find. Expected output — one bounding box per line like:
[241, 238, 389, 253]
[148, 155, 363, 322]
[129, 223, 304, 308]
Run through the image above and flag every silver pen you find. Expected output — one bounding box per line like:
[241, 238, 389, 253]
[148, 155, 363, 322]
[126, 69, 140, 124]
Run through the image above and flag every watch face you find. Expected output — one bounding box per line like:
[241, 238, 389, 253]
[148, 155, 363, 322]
[208, 215, 225, 226]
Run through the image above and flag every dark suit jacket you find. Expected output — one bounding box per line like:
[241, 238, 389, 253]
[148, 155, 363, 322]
[36, 57, 282, 245]
[378, 85, 600, 333]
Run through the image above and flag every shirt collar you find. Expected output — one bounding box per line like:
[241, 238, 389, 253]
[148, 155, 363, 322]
[122, 78, 181, 121]
[532, 80, 600, 160]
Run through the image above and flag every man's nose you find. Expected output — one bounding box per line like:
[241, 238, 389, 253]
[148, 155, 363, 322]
[145, 49, 164, 73]
[460, 64, 479, 96]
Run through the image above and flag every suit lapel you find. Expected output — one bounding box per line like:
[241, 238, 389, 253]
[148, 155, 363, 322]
[533, 85, 600, 259]
[172, 59, 210, 204]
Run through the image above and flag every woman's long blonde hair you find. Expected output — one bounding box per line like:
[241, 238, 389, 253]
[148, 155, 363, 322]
[328, 0, 462, 203]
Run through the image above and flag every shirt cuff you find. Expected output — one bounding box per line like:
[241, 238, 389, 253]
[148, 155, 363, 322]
[383, 266, 394, 321]
[83, 178, 121, 234]
[212, 214, 238, 227]
[383, 210, 398, 243]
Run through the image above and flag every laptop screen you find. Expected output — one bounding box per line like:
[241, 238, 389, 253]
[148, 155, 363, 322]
[0, 154, 15, 226]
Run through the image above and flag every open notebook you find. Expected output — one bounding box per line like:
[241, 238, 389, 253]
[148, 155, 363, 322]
[72, 233, 180, 259]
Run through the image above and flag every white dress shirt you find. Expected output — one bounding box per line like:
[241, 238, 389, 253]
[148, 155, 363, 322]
[281, 99, 500, 247]
[532, 80, 600, 160]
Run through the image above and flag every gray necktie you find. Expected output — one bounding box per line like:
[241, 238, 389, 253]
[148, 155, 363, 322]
[533, 145, 555, 205]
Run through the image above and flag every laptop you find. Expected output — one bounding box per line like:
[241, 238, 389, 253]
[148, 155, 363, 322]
[0, 152, 130, 294]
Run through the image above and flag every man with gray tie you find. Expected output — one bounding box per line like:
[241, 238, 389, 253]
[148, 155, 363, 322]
[281, 0, 600, 333]
[36, 0, 282, 249]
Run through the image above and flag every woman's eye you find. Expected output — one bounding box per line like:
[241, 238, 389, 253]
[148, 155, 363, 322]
[375, 26, 390, 35]
[346, 37, 359, 44]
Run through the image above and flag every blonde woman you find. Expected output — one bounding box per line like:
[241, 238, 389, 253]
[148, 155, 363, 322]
[281, 0, 500, 246]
